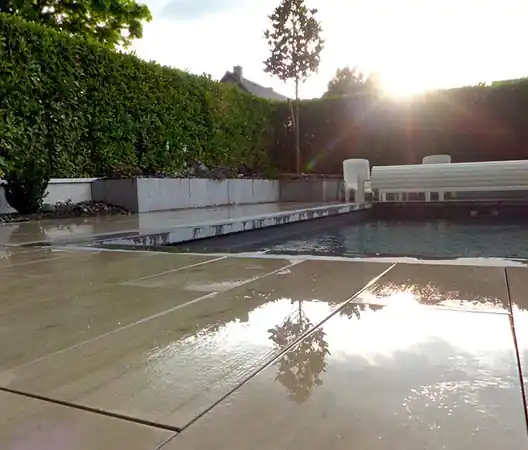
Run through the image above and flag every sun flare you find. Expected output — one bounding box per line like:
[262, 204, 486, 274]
[376, 69, 440, 99]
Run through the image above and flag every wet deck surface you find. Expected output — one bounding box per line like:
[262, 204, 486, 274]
[0, 202, 331, 246]
[1, 202, 528, 449]
[1, 244, 528, 449]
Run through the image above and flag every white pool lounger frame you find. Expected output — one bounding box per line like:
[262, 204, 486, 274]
[371, 160, 528, 202]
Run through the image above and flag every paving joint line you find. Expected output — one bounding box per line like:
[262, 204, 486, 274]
[123, 256, 227, 284]
[351, 301, 510, 316]
[167, 262, 398, 443]
[504, 269, 528, 435]
[52, 245, 169, 255]
[0, 252, 80, 268]
[160, 251, 527, 268]
[0, 387, 181, 433]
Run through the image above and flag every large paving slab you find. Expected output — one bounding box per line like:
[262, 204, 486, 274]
[355, 263, 510, 313]
[1, 254, 290, 370]
[0, 250, 213, 312]
[0, 246, 79, 268]
[0, 391, 173, 450]
[163, 302, 528, 450]
[504, 267, 528, 411]
[0, 260, 390, 427]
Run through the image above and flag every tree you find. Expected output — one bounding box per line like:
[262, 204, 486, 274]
[0, 0, 152, 48]
[323, 66, 381, 98]
[264, 0, 324, 175]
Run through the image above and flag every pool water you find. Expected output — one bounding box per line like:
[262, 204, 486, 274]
[264, 220, 528, 259]
[226, 219, 528, 260]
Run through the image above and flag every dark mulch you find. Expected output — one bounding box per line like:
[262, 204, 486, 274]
[278, 173, 341, 180]
[0, 200, 130, 224]
[101, 162, 267, 180]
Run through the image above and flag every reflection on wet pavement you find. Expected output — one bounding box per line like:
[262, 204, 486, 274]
[0, 259, 388, 427]
[503, 267, 528, 418]
[355, 263, 509, 313]
[0, 247, 527, 450]
[166, 304, 528, 450]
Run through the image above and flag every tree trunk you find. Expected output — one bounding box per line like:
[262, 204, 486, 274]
[294, 78, 301, 176]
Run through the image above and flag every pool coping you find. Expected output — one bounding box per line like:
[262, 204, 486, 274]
[78, 202, 371, 249]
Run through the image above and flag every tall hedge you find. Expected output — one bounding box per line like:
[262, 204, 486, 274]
[271, 80, 528, 174]
[0, 14, 277, 177]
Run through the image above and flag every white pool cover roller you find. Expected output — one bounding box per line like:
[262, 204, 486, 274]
[342, 158, 371, 202]
[371, 159, 528, 201]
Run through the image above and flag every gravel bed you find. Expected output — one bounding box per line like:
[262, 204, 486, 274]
[0, 201, 130, 223]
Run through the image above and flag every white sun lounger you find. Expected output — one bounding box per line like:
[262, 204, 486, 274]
[371, 160, 528, 202]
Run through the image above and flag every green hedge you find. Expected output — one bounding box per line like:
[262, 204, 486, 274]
[0, 14, 277, 178]
[271, 80, 528, 174]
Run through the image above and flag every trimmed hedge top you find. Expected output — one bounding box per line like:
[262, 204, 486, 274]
[270, 78, 528, 173]
[0, 14, 277, 177]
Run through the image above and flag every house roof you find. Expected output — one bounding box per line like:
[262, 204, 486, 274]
[220, 71, 289, 101]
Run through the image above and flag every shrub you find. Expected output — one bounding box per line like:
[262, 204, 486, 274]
[3, 158, 50, 214]
[0, 14, 277, 179]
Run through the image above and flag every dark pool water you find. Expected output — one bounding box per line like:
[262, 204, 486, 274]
[241, 220, 528, 260]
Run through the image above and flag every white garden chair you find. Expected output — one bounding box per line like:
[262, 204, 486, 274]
[342, 159, 371, 202]
[422, 154, 452, 164]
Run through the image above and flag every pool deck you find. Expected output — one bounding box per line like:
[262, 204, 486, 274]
[1, 202, 528, 449]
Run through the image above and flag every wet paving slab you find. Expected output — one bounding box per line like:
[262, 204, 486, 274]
[2, 247, 527, 449]
[162, 303, 528, 450]
[503, 267, 528, 415]
[0, 391, 173, 450]
[0, 251, 214, 311]
[354, 263, 510, 313]
[0, 259, 389, 428]
[0, 246, 80, 268]
[0, 255, 291, 370]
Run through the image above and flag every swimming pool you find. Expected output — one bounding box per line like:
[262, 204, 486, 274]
[172, 216, 528, 260]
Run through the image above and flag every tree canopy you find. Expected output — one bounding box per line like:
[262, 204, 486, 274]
[0, 0, 152, 48]
[264, 0, 324, 98]
[324, 66, 381, 98]
[264, 0, 324, 174]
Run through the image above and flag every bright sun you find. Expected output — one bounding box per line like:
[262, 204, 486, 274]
[376, 70, 439, 99]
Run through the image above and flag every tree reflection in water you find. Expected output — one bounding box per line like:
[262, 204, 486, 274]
[337, 301, 384, 320]
[268, 301, 384, 403]
[268, 300, 330, 404]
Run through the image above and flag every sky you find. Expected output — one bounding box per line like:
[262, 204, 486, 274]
[131, 0, 528, 99]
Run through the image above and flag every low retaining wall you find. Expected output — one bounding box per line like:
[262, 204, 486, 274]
[92, 177, 344, 213]
[92, 178, 281, 213]
[0, 178, 96, 214]
[0, 177, 345, 214]
[279, 179, 342, 202]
